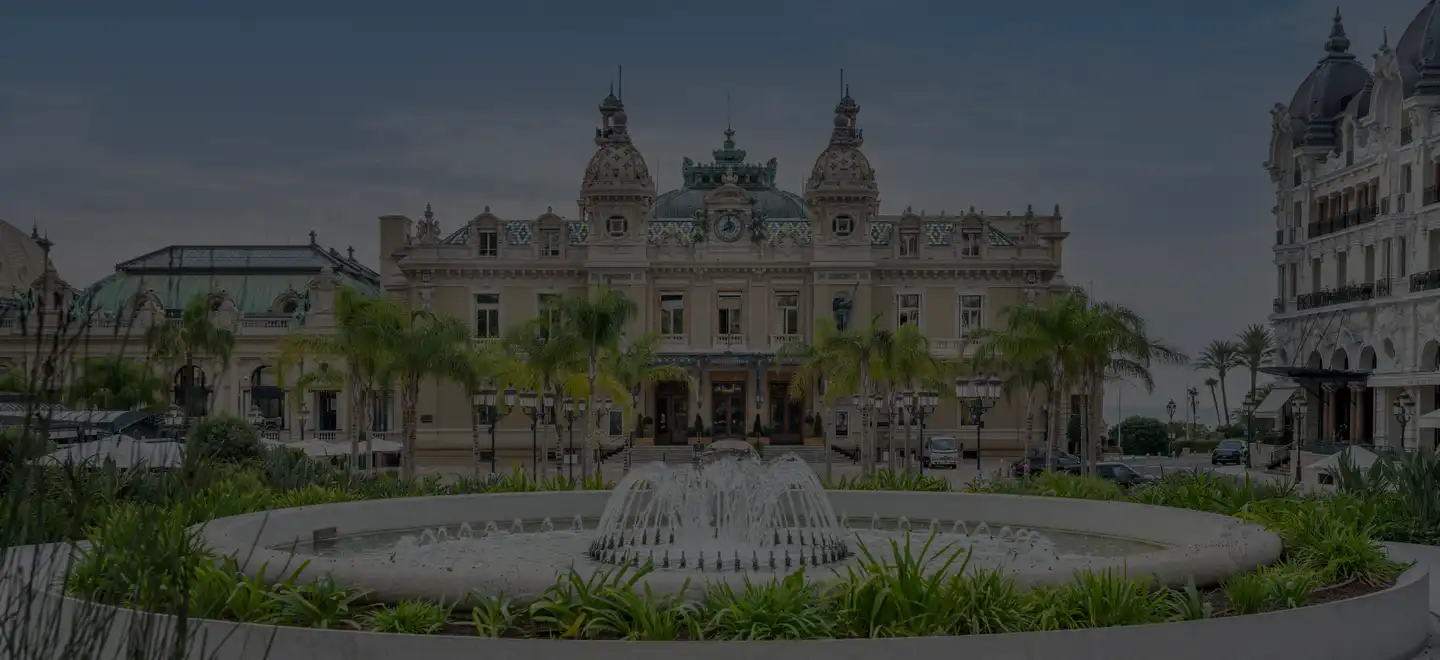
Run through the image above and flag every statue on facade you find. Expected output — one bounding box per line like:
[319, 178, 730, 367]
[832, 292, 853, 331]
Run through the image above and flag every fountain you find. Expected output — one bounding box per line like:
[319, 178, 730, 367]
[587, 454, 851, 569]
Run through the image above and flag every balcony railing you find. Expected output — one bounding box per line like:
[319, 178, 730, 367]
[0, 312, 298, 337]
[713, 333, 745, 349]
[1306, 206, 1378, 239]
[1294, 279, 1391, 311]
[1410, 268, 1440, 293]
[472, 336, 500, 346]
[1425, 185, 1440, 207]
[313, 430, 339, 442]
[1273, 297, 1285, 314]
[1402, 125, 1415, 144]
[769, 333, 801, 349]
[658, 334, 687, 348]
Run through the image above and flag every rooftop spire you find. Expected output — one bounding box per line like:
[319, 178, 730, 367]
[828, 78, 863, 148]
[1324, 7, 1353, 58]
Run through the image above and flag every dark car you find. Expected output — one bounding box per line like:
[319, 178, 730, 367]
[1011, 452, 1080, 478]
[1211, 439, 1250, 466]
[1092, 461, 1155, 487]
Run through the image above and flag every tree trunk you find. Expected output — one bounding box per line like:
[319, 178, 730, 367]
[1046, 365, 1065, 472]
[471, 390, 482, 478]
[584, 353, 598, 478]
[1209, 386, 1222, 427]
[347, 375, 362, 470]
[859, 361, 873, 473]
[1219, 372, 1232, 426]
[401, 373, 420, 479]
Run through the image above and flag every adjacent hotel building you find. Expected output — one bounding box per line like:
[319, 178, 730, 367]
[1264, 4, 1440, 448]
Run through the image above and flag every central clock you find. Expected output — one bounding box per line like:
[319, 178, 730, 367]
[715, 213, 744, 242]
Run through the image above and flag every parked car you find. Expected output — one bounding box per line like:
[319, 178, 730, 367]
[1011, 451, 1080, 478]
[1091, 461, 1156, 487]
[922, 436, 960, 469]
[1211, 438, 1250, 466]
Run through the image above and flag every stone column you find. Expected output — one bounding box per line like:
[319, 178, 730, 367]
[1350, 384, 1364, 442]
[1374, 387, 1392, 447]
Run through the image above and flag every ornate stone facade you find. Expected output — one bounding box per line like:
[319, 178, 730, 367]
[381, 87, 1074, 465]
[1266, 6, 1440, 448]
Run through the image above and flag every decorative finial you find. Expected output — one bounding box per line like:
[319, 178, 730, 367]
[1383, 26, 1390, 49]
[484, 205, 490, 213]
[424, 203, 434, 220]
[1325, 7, 1352, 55]
[309, 229, 317, 245]
[347, 246, 355, 259]
[1054, 203, 1062, 217]
[546, 205, 553, 213]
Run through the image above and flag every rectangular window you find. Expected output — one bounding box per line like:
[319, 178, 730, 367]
[608, 409, 624, 436]
[1311, 258, 1322, 293]
[316, 391, 339, 431]
[960, 231, 981, 257]
[899, 233, 919, 257]
[834, 410, 850, 437]
[474, 293, 500, 338]
[1382, 238, 1394, 279]
[959, 295, 984, 336]
[1336, 251, 1348, 288]
[717, 293, 743, 334]
[478, 230, 499, 257]
[659, 293, 685, 336]
[897, 294, 921, 328]
[538, 293, 562, 335]
[1277, 265, 1285, 300]
[1400, 236, 1409, 277]
[540, 230, 561, 257]
[775, 292, 800, 336]
[1288, 264, 1297, 298]
[1364, 245, 1376, 283]
[1403, 164, 1414, 193]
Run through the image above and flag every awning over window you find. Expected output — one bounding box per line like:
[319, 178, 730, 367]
[1416, 408, 1440, 430]
[1252, 386, 1298, 419]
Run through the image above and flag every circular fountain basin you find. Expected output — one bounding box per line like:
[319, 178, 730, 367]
[198, 490, 1282, 603]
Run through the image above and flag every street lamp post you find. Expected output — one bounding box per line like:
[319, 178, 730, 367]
[597, 396, 612, 478]
[1242, 394, 1255, 468]
[1166, 398, 1177, 452]
[298, 402, 311, 443]
[1293, 395, 1308, 485]
[518, 390, 539, 475]
[501, 388, 517, 472]
[474, 388, 498, 474]
[163, 404, 185, 442]
[903, 390, 939, 476]
[1394, 391, 1415, 451]
[957, 376, 1002, 482]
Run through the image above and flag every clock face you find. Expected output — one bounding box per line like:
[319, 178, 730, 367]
[716, 213, 743, 242]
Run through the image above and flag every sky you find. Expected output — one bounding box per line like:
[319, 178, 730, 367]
[0, 0, 1428, 424]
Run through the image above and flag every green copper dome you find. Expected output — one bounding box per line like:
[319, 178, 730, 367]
[650, 129, 808, 220]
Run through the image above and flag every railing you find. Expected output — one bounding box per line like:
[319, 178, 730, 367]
[769, 333, 800, 349]
[1306, 206, 1378, 239]
[313, 430, 339, 442]
[1425, 185, 1440, 206]
[712, 333, 745, 349]
[239, 317, 293, 334]
[658, 334, 686, 347]
[1275, 229, 1284, 245]
[1294, 279, 1389, 311]
[0, 312, 301, 337]
[932, 338, 966, 357]
[1410, 268, 1440, 293]
[1273, 297, 1285, 314]
[1398, 193, 1408, 213]
[472, 336, 500, 346]
[1402, 125, 1414, 144]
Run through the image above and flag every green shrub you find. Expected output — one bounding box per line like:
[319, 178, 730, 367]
[67, 502, 213, 613]
[187, 415, 263, 464]
[360, 600, 453, 634]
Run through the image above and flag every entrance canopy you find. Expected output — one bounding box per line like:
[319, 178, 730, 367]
[1252, 385, 1297, 419]
[1259, 366, 1369, 394]
[1417, 408, 1440, 430]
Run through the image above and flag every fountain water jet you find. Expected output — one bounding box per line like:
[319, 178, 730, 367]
[589, 453, 851, 568]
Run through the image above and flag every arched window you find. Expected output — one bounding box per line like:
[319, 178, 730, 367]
[173, 365, 209, 417]
[249, 365, 285, 427]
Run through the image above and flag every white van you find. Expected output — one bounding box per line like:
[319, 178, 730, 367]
[923, 436, 959, 469]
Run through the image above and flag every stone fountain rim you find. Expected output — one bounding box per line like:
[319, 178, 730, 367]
[196, 490, 1284, 604]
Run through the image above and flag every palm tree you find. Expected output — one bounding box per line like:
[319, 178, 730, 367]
[64, 357, 166, 412]
[558, 288, 637, 477]
[872, 324, 938, 472]
[603, 333, 695, 447]
[365, 301, 471, 479]
[1204, 376, 1222, 427]
[1194, 339, 1242, 426]
[492, 315, 585, 476]
[1236, 324, 1276, 431]
[782, 314, 894, 473]
[1070, 293, 1187, 473]
[145, 293, 235, 417]
[972, 291, 1090, 472]
[277, 286, 389, 468]
[454, 341, 504, 477]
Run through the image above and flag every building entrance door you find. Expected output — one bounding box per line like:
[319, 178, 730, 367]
[768, 381, 804, 445]
[654, 382, 689, 445]
[711, 381, 746, 439]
